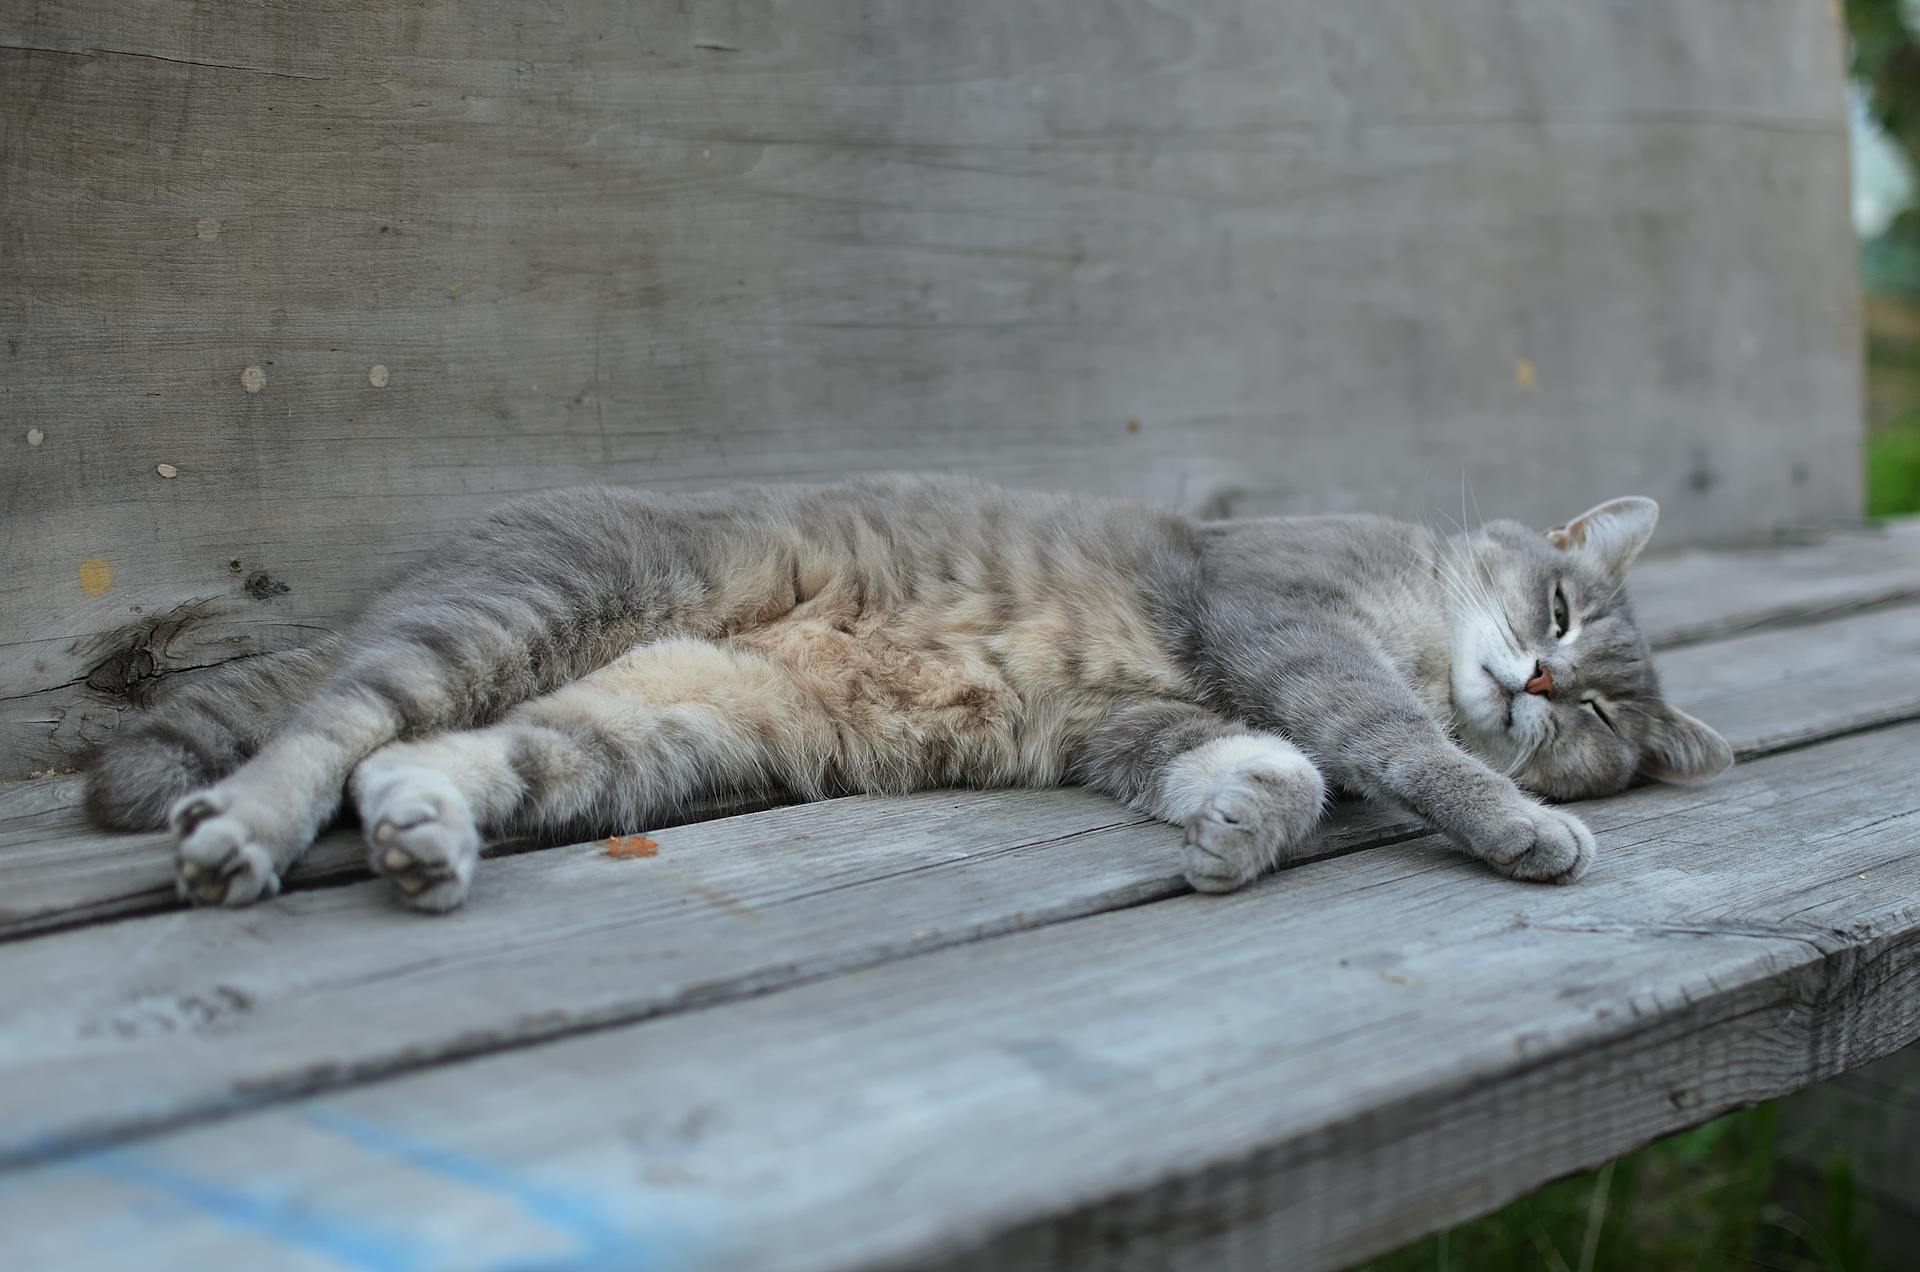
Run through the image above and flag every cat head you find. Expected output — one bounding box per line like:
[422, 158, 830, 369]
[1445, 498, 1732, 800]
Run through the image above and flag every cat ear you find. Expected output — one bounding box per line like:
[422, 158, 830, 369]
[1547, 497, 1659, 579]
[1637, 701, 1733, 784]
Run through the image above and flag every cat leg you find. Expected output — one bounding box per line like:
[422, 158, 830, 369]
[167, 492, 728, 907]
[1240, 624, 1595, 884]
[350, 638, 826, 911]
[1073, 700, 1327, 893]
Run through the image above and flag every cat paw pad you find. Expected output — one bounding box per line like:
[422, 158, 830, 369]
[353, 763, 479, 913]
[169, 786, 288, 907]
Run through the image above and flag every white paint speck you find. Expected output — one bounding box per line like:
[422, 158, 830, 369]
[368, 364, 390, 388]
[196, 218, 219, 241]
[155, 463, 178, 478]
[25, 429, 44, 446]
[241, 366, 267, 393]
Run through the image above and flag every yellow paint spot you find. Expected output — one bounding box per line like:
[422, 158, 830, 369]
[240, 366, 267, 393]
[1514, 357, 1536, 391]
[77, 556, 115, 596]
[155, 462, 178, 478]
[368, 364, 390, 388]
[1125, 418, 1141, 434]
[24, 429, 44, 446]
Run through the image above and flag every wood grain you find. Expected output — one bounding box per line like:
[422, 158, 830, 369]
[0, 782, 790, 939]
[0, 0, 1862, 775]
[3, 721, 1914, 1270]
[1629, 520, 1920, 647]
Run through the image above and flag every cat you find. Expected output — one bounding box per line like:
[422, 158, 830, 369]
[85, 473, 1732, 913]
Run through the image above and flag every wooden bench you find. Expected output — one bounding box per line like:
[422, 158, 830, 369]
[4, 2, 1907, 1268]
[0, 522, 1917, 1270]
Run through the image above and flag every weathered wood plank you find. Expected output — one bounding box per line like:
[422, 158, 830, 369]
[0, 0, 1861, 775]
[0, 602, 1914, 1174]
[6, 533, 1914, 938]
[1642, 599, 1920, 756]
[0, 784, 788, 939]
[1630, 519, 1920, 647]
[0, 784, 1407, 1166]
[4, 722, 1915, 1270]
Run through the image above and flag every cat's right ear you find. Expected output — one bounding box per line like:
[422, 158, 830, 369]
[1637, 701, 1734, 785]
[1547, 497, 1659, 580]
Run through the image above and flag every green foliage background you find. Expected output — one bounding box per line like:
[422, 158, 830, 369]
[1362, 1107, 1881, 1272]
[1852, 0, 1920, 515]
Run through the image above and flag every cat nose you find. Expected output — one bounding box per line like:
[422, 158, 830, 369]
[1525, 660, 1555, 697]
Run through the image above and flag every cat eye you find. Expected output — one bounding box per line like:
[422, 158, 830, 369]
[1584, 698, 1616, 733]
[1551, 584, 1572, 637]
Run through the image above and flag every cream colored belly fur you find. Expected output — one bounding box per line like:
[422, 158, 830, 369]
[563, 576, 1192, 797]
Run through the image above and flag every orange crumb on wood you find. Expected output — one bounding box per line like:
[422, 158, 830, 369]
[602, 834, 659, 859]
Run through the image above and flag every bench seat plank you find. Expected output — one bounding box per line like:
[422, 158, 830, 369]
[5, 720, 1916, 1271]
[1627, 520, 1920, 646]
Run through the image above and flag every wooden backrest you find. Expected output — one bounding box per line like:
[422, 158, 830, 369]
[0, 1, 1860, 777]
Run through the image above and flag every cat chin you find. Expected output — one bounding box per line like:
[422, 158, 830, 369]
[1450, 689, 1544, 775]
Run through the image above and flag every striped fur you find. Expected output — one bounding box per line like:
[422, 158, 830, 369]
[85, 474, 1730, 912]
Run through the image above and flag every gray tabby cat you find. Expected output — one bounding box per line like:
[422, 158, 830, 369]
[86, 474, 1731, 913]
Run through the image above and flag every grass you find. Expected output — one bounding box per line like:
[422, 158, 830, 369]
[1866, 288, 1920, 518]
[1358, 1104, 1881, 1272]
[1867, 416, 1920, 517]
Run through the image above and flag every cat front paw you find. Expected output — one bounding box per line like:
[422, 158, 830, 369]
[1180, 750, 1327, 894]
[1475, 802, 1595, 885]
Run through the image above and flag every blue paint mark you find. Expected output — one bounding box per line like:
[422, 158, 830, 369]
[81, 1148, 432, 1272]
[304, 1112, 666, 1270]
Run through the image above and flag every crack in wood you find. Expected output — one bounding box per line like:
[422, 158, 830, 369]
[0, 41, 330, 81]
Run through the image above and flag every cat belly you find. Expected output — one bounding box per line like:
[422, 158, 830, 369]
[727, 592, 1192, 793]
[729, 615, 1026, 791]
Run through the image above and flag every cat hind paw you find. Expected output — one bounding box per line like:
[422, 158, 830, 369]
[353, 762, 480, 913]
[170, 786, 288, 907]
